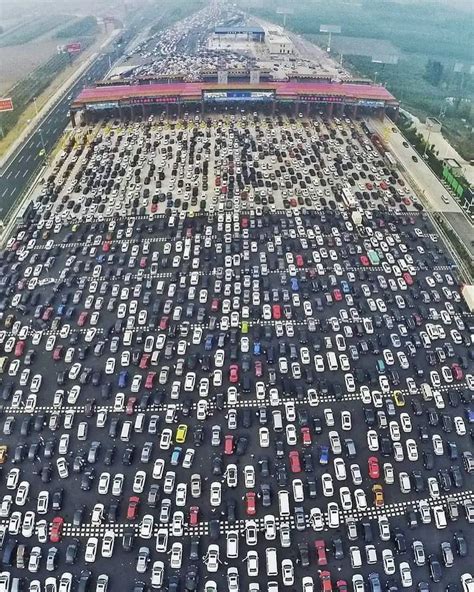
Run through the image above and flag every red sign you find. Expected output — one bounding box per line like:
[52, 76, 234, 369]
[0, 97, 13, 112]
[67, 42, 82, 53]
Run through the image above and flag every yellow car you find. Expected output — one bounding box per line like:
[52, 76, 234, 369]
[372, 484, 384, 507]
[393, 390, 405, 407]
[175, 424, 188, 444]
[0, 446, 7, 464]
[241, 321, 249, 334]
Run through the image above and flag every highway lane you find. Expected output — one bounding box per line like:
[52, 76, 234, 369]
[0, 51, 120, 222]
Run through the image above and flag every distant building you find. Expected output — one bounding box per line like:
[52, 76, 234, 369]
[213, 26, 265, 43]
[266, 29, 294, 55]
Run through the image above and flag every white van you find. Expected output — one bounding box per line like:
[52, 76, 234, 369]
[134, 413, 145, 433]
[421, 383, 433, 401]
[265, 547, 278, 576]
[77, 422, 88, 441]
[272, 410, 283, 432]
[350, 546, 362, 569]
[120, 421, 132, 442]
[433, 506, 447, 529]
[226, 531, 239, 559]
[278, 490, 290, 517]
[326, 351, 338, 371]
[123, 330, 133, 347]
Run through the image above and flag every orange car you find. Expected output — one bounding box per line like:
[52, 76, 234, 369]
[372, 484, 384, 507]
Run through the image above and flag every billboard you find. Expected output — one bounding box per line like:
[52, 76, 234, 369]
[357, 99, 385, 108]
[0, 97, 13, 112]
[120, 96, 178, 106]
[87, 101, 119, 110]
[67, 42, 82, 53]
[299, 95, 343, 103]
[203, 90, 274, 102]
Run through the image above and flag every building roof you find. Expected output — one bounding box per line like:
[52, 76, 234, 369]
[72, 80, 398, 107]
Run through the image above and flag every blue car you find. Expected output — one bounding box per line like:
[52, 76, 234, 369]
[341, 280, 350, 294]
[253, 341, 261, 356]
[118, 370, 128, 388]
[56, 304, 66, 316]
[204, 335, 214, 351]
[319, 445, 329, 465]
[290, 278, 299, 292]
[170, 446, 182, 466]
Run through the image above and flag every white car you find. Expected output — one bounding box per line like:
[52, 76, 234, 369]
[292, 479, 305, 502]
[246, 551, 259, 577]
[210, 482, 221, 507]
[367, 430, 379, 451]
[406, 439, 418, 461]
[382, 549, 396, 575]
[85, 537, 98, 563]
[339, 487, 352, 510]
[259, 427, 270, 448]
[101, 530, 115, 558]
[140, 515, 154, 539]
[98, 473, 111, 495]
[282, 559, 294, 586]
[285, 424, 297, 445]
[454, 416, 466, 436]
[399, 562, 413, 588]
[322, 473, 334, 497]
[310, 507, 324, 531]
[133, 471, 146, 493]
[151, 561, 164, 589]
[170, 542, 182, 569]
[334, 458, 347, 481]
[205, 544, 220, 573]
[354, 489, 367, 511]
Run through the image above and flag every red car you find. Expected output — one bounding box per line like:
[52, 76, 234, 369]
[139, 257, 147, 269]
[320, 571, 333, 592]
[102, 241, 111, 252]
[360, 255, 370, 267]
[42, 307, 53, 321]
[403, 272, 413, 286]
[224, 435, 234, 455]
[189, 506, 199, 526]
[295, 254, 304, 268]
[159, 316, 169, 330]
[53, 345, 64, 361]
[151, 203, 158, 213]
[289, 450, 301, 473]
[255, 361, 263, 377]
[379, 181, 388, 190]
[77, 311, 88, 327]
[50, 516, 64, 543]
[333, 289, 342, 302]
[451, 363, 463, 381]
[139, 354, 150, 370]
[402, 196, 412, 206]
[366, 182, 373, 190]
[245, 491, 256, 516]
[211, 299, 220, 312]
[127, 496, 140, 520]
[229, 364, 239, 384]
[145, 372, 156, 390]
[272, 304, 281, 320]
[301, 427, 312, 447]
[14, 340, 25, 357]
[336, 580, 348, 592]
[315, 540, 328, 566]
[241, 217, 249, 228]
[126, 397, 137, 416]
[368, 456, 380, 479]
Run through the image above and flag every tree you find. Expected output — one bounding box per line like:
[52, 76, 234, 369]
[424, 60, 444, 86]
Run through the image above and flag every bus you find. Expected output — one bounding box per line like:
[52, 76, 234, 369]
[367, 249, 380, 265]
[341, 187, 356, 209]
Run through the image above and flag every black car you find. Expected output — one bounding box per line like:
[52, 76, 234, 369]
[428, 554, 442, 582]
[392, 528, 406, 553]
[184, 564, 199, 591]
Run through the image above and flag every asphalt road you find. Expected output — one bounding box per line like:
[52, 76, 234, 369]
[0, 209, 473, 592]
[0, 50, 121, 222]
